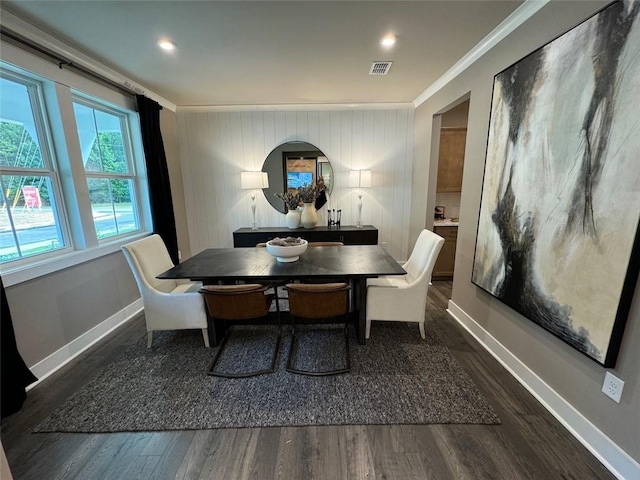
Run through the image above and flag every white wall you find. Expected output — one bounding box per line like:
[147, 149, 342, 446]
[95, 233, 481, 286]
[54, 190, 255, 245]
[176, 106, 415, 260]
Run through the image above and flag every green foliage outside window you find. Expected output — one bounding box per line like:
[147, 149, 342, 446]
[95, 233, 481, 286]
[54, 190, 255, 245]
[86, 131, 130, 204]
[0, 121, 50, 206]
[0, 123, 130, 207]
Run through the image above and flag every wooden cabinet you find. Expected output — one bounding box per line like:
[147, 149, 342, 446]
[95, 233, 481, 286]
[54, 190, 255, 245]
[233, 225, 378, 247]
[436, 128, 466, 193]
[433, 226, 457, 280]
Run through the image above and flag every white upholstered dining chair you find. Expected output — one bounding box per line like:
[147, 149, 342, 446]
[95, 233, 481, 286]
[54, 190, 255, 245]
[365, 229, 444, 339]
[122, 234, 209, 348]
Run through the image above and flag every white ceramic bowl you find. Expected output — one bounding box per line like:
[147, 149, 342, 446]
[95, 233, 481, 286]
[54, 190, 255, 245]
[266, 238, 308, 262]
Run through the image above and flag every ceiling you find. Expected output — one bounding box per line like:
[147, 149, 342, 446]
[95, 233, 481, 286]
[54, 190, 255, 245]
[3, 1, 523, 107]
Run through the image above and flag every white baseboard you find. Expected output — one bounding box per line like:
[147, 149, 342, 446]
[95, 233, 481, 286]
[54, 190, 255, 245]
[447, 300, 640, 480]
[26, 299, 143, 390]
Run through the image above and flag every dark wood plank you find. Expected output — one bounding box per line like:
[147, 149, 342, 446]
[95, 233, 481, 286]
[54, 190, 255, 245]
[186, 429, 239, 479]
[1, 281, 616, 480]
[173, 430, 218, 479]
[273, 426, 306, 480]
[306, 426, 348, 479]
[245, 427, 280, 480]
[69, 433, 152, 480]
[344, 425, 376, 480]
[147, 432, 195, 480]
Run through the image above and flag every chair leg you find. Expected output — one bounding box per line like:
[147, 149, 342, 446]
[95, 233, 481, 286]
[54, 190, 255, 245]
[419, 321, 426, 339]
[202, 328, 210, 347]
[207, 324, 281, 378]
[286, 314, 350, 376]
[365, 318, 371, 339]
[147, 331, 153, 348]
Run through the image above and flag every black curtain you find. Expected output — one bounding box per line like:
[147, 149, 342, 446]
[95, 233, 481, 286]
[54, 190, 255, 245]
[136, 95, 179, 264]
[1, 277, 37, 419]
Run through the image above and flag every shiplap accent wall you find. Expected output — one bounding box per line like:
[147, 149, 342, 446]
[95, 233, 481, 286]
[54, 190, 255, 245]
[176, 106, 415, 260]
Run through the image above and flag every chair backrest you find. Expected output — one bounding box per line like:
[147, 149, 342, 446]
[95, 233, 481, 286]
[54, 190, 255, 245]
[307, 242, 344, 247]
[404, 229, 445, 284]
[121, 234, 178, 294]
[286, 283, 349, 319]
[199, 284, 271, 320]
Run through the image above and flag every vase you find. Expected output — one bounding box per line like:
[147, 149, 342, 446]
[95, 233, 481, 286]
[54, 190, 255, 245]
[286, 209, 301, 229]
[301, 202, 318, 229]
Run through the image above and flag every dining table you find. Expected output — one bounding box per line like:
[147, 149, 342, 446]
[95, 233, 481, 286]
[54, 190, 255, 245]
[157, 244, 406, 345]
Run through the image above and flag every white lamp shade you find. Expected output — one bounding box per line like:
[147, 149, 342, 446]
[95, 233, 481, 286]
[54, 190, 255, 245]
[348, 170, 372, 188]
[359, 170, 372, 188]
[241, 171, 269, 189]
[348, 171, 361, 188]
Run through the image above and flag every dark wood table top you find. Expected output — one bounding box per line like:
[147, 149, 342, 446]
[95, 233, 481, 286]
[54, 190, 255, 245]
[158, 245, 406, 282]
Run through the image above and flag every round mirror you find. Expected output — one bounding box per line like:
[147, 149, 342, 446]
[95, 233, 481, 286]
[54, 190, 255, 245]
[262, 141, 334, 214]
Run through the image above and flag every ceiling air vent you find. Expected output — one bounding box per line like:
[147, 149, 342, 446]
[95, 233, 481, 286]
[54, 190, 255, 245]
[369, 61, 392, 75]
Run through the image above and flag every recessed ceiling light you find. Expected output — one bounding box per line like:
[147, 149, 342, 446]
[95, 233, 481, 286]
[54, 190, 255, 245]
[380, 34, 396, 48]
[158, 39, 176, 51]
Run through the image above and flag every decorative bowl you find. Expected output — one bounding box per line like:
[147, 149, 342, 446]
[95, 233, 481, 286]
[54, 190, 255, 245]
[266, 238, 308, 262]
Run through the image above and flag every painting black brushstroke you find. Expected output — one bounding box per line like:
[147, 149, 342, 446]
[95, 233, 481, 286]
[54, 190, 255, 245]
[472, 0, 640, 367]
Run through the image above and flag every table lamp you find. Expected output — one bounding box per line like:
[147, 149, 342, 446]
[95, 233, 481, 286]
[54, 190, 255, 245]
[241, 171, 269, 229]
[349, 170, 372, 228]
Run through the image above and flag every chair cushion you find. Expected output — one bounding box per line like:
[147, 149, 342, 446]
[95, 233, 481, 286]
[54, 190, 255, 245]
[286, 282, 348, 293]
[285, 283, 349, 319]
[124, 234, 177, 293]
[200, 284, 265, 294]
[199, 284, 272, 320]
[367, 276, 408, 288]
[172, 282, 202, 294]
[403, 229, 443, 283]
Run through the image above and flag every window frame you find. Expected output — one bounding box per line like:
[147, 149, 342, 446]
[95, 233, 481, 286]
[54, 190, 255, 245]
[71, 94, 145, 243]
[0, 69, 74, 266]
[0, 51, 152, 286]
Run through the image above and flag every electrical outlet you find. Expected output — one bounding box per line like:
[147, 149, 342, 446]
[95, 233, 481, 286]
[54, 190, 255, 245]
[602, 371, 624, 403]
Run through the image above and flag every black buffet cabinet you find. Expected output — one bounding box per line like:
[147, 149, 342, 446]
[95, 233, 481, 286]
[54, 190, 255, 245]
[233, 225, 378, 247]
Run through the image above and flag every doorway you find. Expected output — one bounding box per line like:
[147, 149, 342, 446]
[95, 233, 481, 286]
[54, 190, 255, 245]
[432, 99, 469, 281]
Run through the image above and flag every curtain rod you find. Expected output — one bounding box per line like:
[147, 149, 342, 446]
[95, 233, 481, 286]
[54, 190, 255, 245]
[1, 27, 142, 98]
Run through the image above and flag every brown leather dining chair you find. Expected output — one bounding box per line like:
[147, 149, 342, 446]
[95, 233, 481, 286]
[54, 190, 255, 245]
[285, 282, 351, 376]
[199, 284, 281, 378]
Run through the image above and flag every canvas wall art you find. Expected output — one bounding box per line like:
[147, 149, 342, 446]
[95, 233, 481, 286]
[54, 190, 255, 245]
[472, 0, 640, 367]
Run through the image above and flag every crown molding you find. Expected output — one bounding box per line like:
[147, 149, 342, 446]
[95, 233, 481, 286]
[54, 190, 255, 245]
[177, 103, 415, 113]
[0, 9, 176, 112]
[413, 0, 551, 108]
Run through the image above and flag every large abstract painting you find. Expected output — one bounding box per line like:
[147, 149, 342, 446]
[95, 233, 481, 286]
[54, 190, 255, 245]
[472, 0, 640, 367]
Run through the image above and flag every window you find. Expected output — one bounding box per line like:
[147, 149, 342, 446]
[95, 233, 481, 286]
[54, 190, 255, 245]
[0, 58, 150, 278]
[73, 99, 141, 241]
[0, 73, 69, 263]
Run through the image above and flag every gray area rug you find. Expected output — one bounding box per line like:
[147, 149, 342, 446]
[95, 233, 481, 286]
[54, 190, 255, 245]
[34, 322, 500, 433]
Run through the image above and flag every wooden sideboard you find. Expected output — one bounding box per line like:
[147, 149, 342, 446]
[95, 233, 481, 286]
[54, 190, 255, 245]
[233, 226, 378, 247]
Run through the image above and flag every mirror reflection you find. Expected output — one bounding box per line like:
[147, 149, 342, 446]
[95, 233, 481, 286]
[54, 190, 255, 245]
[262, 141, 333, 214]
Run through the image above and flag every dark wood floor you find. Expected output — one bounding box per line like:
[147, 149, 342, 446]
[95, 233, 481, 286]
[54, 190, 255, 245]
[1, 282, 614, 480]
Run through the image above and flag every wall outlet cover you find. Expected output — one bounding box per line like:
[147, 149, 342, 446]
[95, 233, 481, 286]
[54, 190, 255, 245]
[602, 371, 624, 403]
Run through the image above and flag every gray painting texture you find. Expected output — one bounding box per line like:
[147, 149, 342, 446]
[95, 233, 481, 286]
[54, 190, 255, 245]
[472, 0, 640, 365]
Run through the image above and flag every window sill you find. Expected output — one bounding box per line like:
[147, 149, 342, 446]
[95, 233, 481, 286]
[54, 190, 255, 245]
[0, 232, 150, 287]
